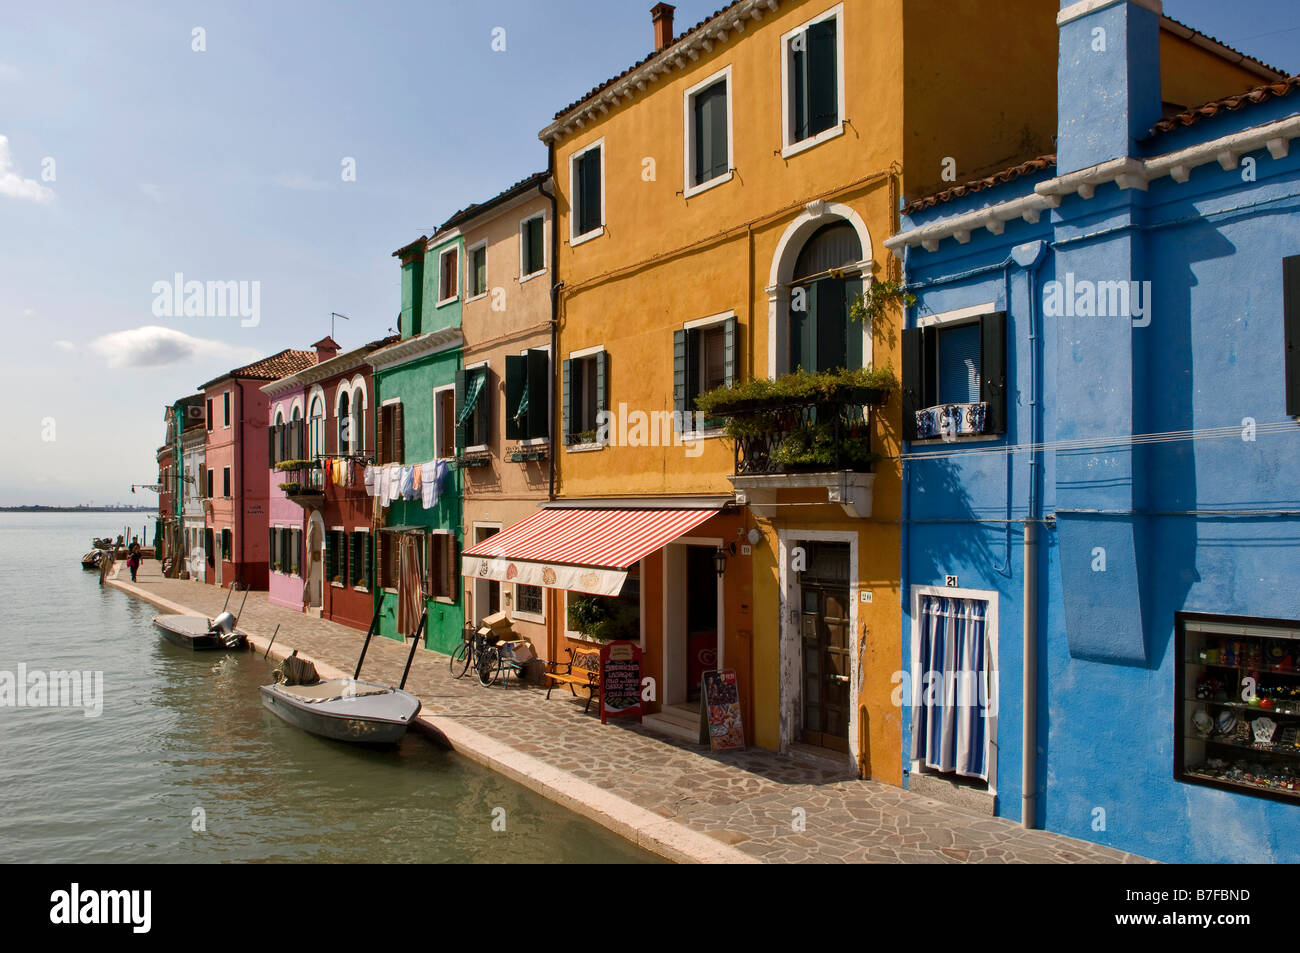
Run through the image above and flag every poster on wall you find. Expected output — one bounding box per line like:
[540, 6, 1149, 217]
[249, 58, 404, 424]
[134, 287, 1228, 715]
[600, 640, 643, 725]
[701, 669, 744, 751]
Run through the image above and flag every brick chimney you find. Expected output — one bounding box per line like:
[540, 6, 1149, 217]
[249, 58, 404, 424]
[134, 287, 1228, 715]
[311, 336, 340, 363]
[651, 3, 675, 52]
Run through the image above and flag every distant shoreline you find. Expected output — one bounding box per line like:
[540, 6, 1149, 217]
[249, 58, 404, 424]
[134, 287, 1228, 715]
[0, 507, 156, 513]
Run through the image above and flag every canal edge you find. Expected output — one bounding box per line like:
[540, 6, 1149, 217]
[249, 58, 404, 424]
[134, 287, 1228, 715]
[105, 574, 756, 865]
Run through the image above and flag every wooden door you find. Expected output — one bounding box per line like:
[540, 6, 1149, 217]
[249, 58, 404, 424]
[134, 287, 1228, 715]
[801, 584, 851, 751]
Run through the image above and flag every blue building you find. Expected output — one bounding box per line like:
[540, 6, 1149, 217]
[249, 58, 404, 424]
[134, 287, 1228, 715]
[886, 0, 1300, 862]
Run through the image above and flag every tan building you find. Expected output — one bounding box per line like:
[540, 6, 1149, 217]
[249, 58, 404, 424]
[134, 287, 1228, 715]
[446, 172, 554, 651]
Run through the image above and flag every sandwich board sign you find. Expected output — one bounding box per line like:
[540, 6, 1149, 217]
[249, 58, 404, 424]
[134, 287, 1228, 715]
[600, 640, 643, 724]
[699, 669, 744, 750]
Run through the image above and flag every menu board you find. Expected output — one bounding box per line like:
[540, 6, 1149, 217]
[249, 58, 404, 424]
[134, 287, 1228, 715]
[702, 669, 744, 750]
[600, 640, 643, 725]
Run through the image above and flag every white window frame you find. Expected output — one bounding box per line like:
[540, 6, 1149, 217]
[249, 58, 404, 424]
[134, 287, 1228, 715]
[683, 65, 734, 199]
[513, 583, 545, 624]
[436, 244, 460, 306]
[519, 344, 551, 448]
[349, 376, 368, 455]
[519, 212, 547, 283]
[568, 138, 606, 247]
[908, 584, 1000, 796]
[464, 239, 489, 302]
[432, 384, 456, 462]
[307, 385, 327, 459]
[565, 344, 605, 451]
[913, 302, 1001, 447]
[779, 3, 846, 159]
[463, 360, 490, 454]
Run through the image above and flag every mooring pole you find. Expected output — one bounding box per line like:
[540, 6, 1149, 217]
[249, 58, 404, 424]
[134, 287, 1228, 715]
[353, 604, 382, 679]
[399, 611, 427, 691]
[262, 624, 281, 660]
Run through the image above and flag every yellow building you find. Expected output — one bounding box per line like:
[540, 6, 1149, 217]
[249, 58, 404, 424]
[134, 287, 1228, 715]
[500, 0, 1272, 778]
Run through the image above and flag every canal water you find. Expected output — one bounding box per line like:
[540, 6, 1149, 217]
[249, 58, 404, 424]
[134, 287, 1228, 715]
[0, 514, 656, 863]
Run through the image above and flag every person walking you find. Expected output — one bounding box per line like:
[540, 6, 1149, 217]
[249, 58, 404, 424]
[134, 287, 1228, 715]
[126, 547, 141, 583]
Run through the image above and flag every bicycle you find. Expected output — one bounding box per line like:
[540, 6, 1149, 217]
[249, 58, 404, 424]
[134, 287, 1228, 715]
[449, 625, 503, 687]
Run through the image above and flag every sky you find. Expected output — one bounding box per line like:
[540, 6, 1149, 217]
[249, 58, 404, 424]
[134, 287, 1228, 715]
[0, 0, 1297, 506]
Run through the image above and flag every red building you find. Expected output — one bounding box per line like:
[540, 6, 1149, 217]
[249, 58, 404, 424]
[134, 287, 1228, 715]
[199, 347, 323, 590]
[261, 335, 395, 630]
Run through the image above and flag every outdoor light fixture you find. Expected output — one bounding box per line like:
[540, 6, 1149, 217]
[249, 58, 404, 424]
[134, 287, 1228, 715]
[714, 547, 727, 577]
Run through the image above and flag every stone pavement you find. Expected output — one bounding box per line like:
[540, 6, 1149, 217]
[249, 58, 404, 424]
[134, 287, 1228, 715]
[108, 561, 1152, 864]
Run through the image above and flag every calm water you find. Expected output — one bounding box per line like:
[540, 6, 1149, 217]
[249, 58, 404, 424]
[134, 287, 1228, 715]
[0, 513, 655, 863]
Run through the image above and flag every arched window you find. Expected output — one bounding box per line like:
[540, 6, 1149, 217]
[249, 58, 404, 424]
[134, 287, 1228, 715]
[308, 396, 325, 458]
[351, 385, 366, 454]
[789, 221, 864, 374]
[337, 390, 351, 454]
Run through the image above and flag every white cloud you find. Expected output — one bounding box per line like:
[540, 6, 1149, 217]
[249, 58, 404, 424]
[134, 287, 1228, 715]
[89, 325, 259, 370]
[0, 135, 55, 204]
[52, 339, 74, 351]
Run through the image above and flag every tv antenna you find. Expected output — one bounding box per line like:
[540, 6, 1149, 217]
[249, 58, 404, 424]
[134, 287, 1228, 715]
[330, 312, 351, 338]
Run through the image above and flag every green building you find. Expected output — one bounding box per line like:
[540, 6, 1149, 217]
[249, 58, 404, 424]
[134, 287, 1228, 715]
[365, 231, 465, 652]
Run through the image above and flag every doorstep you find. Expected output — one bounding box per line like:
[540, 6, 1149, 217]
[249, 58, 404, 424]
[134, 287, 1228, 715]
[643, 703, 702, 745]
[907, 769, 996, 815]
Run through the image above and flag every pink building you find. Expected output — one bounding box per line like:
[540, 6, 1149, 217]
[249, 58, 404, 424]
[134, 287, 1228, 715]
[261, 375, 308, 610]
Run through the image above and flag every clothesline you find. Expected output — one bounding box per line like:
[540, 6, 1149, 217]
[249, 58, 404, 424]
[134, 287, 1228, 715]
[363, 460, 451, 512]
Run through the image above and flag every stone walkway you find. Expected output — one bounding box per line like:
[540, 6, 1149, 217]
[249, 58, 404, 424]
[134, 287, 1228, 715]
[108, 562, 1151, 864]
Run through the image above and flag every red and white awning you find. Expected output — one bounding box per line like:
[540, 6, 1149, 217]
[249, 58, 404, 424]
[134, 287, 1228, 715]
[460, 507, 717, 595]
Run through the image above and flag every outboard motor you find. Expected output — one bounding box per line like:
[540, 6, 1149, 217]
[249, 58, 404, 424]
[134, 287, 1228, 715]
[210, 612, 237, 635]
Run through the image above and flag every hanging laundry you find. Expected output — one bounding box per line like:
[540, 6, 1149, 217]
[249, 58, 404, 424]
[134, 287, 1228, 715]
[364, 464, 376, 496]
[387, 465, 401, 503]
[420, 461, 437, 509]
[400, 465, 416, 500]
[413, 463, 422, 493]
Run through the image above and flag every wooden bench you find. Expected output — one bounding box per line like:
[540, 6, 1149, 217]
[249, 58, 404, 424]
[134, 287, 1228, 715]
[544, 646, 601, 712]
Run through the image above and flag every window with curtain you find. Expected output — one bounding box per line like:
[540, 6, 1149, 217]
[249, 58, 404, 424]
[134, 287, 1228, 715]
[911, 595, 991, 781]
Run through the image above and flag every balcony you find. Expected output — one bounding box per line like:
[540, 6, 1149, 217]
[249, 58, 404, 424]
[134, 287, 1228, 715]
[275, 460, 325, 510]
[698, 368, 893, 520]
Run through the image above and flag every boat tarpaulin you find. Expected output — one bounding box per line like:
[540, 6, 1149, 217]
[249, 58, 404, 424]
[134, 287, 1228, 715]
[460, 506, 717, 595]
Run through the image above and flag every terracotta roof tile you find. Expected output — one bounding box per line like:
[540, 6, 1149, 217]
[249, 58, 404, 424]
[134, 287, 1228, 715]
[903, 155, 1057, 215]
[199, 348, 318, 390]
[1149, 75, 1300, 136]
[437, 170, 549, 234]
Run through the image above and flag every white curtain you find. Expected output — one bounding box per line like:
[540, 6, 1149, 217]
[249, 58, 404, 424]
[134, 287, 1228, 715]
[911, 596, 989, 779]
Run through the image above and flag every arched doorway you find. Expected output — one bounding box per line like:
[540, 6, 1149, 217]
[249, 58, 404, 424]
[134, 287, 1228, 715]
[766, 202, 874, 378]
[306, 511, 325, 612]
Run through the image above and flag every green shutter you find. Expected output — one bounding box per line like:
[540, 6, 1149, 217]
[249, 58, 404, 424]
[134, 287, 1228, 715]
[673, 329, 688, 418]
[801, 282, 819, 372]
[526, 217, 545, 274]
[325, 533, 336, 583]
[808, 18, 838, 136]
[723, 316, 738, 387]
[267, 425, 276, 465]
[561, 358, 572, 445]
[844, 279, 863, 371]
[901, 327, 923, 441]
[579, 147, 601, 234]
[980, 311, 1007, 435]
[595, 350, 609, 417]
[454, 369, 467, 453]
[816, 278, 847, 372]
[505, 355, 526, 441]
[526, 348, 549, 440]
[474, 369, 491, 448]
[695, 80, 728, 182]
[791, 38, 810, 141]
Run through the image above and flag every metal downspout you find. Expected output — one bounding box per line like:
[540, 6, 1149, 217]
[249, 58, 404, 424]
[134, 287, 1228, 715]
[1022, 251, 1045, 829]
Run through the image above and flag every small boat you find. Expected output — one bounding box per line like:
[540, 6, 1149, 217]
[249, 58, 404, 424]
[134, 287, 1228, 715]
[81, 550, 106, 570]
[153, 611, 247, 651]
[259, 677, 421, 744]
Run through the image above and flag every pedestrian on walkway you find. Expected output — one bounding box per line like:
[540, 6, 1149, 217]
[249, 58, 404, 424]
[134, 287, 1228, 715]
[126, 548, 141, 582]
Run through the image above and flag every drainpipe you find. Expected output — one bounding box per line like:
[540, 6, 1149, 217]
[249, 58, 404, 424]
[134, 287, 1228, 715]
[544, 139, 560, 503]
[1015, 240, 1047, 829]
[235, 378, 245, 591]
[899, 245, 913, 781]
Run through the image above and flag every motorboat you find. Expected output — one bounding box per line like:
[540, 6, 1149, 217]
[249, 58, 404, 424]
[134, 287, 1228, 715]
[153, 611, 247, 651]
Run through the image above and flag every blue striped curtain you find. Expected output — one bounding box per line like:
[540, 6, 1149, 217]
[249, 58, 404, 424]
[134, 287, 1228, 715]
[911, 596, 989, 779]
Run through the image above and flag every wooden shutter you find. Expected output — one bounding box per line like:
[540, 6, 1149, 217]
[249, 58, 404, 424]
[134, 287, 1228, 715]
[801, 282, 820, 371]
[267, 426, 276, 465]
[579, 147, 601, 234]
[1286, 256, 1300, 417]
[901, 327, 923, 441]
[454, 369, 468, 453]
[393, 402, 405, 463]
[808, 18, 838, 136]
[561, 358, 572, 445]
[474, 370, 491, 448]
[815, 279, 847, 372]
[526, 217, 544, 274]
[695, 80, 728, 183]
[444, 535, 459, 601]
[980, 311, 1007, 435]
[791, 37, 809, 141]
[673, 329, 688, 419]
[325, 532, 336, 583]
[376, 404, 387, 464]
[526, 348, 549, 440]
[505, 355, 526, 441]
[723, 316, 738, 387]
[595, 350, 609, 425]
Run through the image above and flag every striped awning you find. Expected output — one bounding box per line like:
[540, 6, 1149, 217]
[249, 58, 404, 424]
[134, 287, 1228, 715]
[460, 506, 718, 595]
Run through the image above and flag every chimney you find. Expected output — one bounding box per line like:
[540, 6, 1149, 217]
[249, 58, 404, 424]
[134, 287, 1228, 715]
[311, 336, 340, 363]
[651, 3, 675, 52]
[1055, 0, 1163, 175]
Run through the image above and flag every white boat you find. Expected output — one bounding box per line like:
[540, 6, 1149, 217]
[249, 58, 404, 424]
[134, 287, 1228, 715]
[154, 612, 247, 651]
